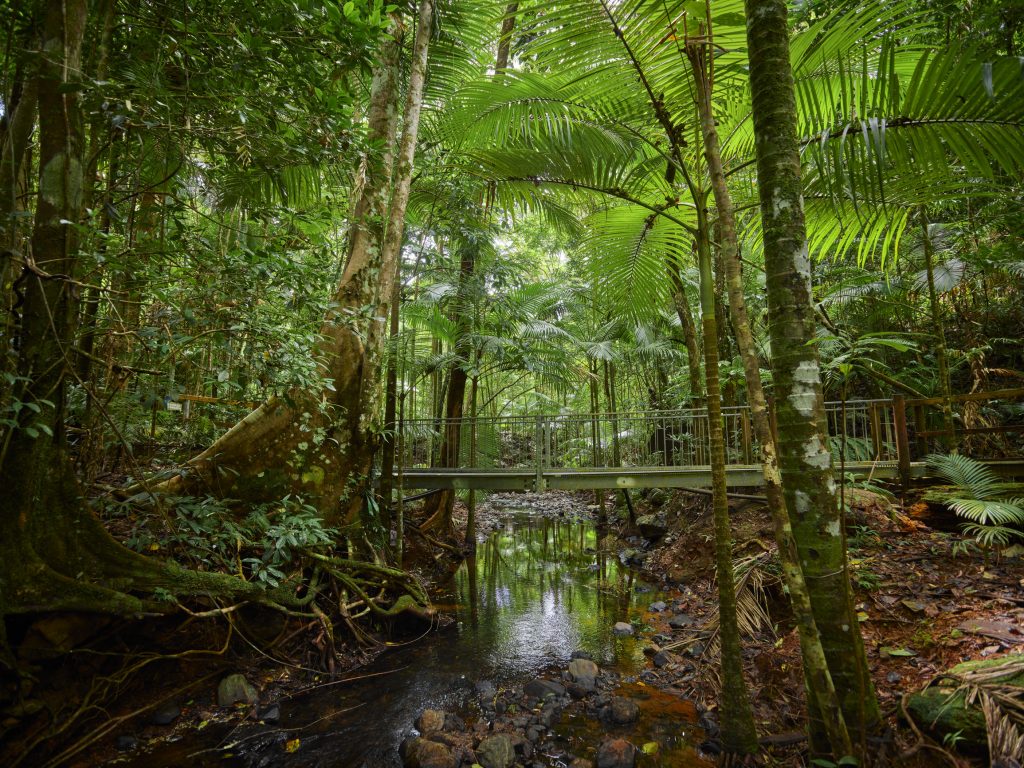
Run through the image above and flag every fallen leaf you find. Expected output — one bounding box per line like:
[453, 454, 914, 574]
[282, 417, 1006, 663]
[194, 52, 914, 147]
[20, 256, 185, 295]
[285, 738, 300, 753]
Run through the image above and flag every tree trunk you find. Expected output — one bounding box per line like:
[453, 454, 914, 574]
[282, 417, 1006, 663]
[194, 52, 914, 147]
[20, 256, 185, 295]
[921, 208, 955, 450]
[666, 254, 704, 404]
[379, 277, 402, 518]
[148, 2, 435, 526]
[694, 220, 759, 757]
[0, 0, 298, 653]
[422, 241, 476, 532]
[690, 44, 852, 757]
[742, 0, 880, 751]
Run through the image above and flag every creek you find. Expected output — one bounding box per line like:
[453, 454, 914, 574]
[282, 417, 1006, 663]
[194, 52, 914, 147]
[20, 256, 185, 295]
[125, 495, 708, 767]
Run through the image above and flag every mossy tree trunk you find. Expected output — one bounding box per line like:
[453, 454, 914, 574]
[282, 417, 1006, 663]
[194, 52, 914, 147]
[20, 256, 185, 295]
[150, 1, 435, 527]
[689, 40, 852, 758]
[422, 239, 476, 532]
[742, 0, 880, 751]
[0, 0, 295, 653]
[666, 254, 704, 404]
[694, 219, 760, 758]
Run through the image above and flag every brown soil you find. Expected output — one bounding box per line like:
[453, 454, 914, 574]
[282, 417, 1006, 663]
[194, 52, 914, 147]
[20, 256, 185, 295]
[627, 485, 1024, 766]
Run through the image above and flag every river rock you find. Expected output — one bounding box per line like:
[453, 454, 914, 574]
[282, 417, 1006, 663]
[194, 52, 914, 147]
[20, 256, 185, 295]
[652, 650, 673, 668]
[648, 601, 666, 612]
[636, 513, 668, 539]
[416, 708, 446, 734]
[602, 697, 640, 725]
[401, 736, 457, 768]
[475, 680, 497, 700]
[525, 678, 566, 700]
[216, 673, 258, 707]
[476, 733, 515, 768]
[258, 703, 281, 723]
[612, 622, 634, 636]
[596, 737, 636, 768]
[151, 701, 181, 725]
[666, 613, 694, 629]
[570, 650, 594, 661]
[568, 658, 599, 691]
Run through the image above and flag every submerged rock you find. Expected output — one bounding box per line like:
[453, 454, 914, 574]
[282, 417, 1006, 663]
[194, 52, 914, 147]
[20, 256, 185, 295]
[216, 673, 258, 707]
[401, 736, 457, 768]
[416, 708, 446, 734]
[602, 697, 640, 725]
[596, 737, 636, 768]
[476, 733, 515, 768]
[258, 702, 281, 724]
[115, 734, 139, 752]
[525, 677, 566, 700]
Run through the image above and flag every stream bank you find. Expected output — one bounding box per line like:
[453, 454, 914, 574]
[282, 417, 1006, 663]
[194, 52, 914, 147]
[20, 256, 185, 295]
[103, 491, 711, 767]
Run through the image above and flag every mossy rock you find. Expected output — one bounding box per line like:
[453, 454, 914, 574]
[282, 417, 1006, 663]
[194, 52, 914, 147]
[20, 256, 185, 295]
[905, 654, 1024, 751]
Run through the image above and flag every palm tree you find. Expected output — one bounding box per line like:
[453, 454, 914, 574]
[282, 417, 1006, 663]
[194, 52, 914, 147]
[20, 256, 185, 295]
[438, 0, 1024, 753]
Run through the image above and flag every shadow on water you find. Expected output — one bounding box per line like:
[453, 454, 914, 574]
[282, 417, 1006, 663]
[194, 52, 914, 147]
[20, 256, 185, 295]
[125, 502, 705, 767]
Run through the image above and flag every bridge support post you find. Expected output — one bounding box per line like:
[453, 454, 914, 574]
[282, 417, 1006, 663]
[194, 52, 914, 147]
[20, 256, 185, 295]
[534, 415, 546, 492]
[893, 395, 911, 493]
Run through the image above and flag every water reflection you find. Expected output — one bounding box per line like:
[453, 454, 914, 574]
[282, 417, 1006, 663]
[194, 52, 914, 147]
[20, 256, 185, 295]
[127, 507, 663, 768]
[455, 513, 645, 677]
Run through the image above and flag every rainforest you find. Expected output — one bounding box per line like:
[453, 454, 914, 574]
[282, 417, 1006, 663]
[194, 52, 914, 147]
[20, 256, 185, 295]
[1, 0, 1023, 766]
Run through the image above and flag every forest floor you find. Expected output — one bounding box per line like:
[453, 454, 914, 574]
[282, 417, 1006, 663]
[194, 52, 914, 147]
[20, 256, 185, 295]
[6, 483, 1022, 767]
[625, 484, 1024, 766]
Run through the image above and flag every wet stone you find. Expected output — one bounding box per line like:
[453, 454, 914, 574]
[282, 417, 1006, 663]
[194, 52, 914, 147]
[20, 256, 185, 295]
[476, 733, 515, 768]
[596, 737, 637, 768]
[524, 677, 566, 700]
[151, 701, 181, 725]
[648, 601, 667, 612]
[602, 696, 640, 725]
[258, 703, 281, 724]
[443, 712, 466, 732]
[416, 708, 446, 734]
[475, 680, 497, 700]
[401, 736, 457, 768]
[666, 613, 694, 629]
[652, 650, 673, 668]
[568, 658, 599, 681]
[115, 735, 139, 752]
[216, 673, 258, 707]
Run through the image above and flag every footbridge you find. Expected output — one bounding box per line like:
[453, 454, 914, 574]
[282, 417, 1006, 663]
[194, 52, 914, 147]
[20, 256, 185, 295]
[395, 390, 1024, 492]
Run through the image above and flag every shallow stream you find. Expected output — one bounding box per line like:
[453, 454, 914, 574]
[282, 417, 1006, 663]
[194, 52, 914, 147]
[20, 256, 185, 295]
[126, 496, 707, 767]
